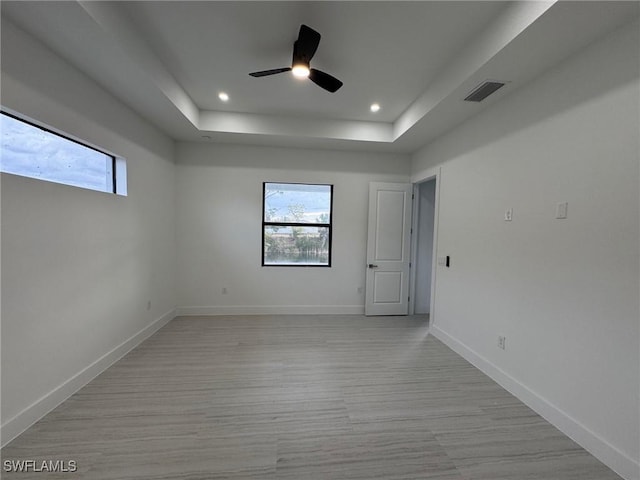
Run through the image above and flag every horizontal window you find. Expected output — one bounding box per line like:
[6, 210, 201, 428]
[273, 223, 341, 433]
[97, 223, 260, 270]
[1, 111, 126, 195]
[263, 182, 333, 267]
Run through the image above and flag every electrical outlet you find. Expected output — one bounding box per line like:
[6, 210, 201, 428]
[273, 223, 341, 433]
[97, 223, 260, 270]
[498, 336, 506, 350]
[556, 202, 568, 219]
[504, 208, 513, 221]
[221, 287, 228, 294]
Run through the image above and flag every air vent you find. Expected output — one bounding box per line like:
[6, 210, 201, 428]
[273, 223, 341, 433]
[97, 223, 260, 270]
[464, 81, 505, 102]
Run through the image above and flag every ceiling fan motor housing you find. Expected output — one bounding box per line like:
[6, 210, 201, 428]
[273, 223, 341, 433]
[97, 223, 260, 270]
[293, 41, 311, 68]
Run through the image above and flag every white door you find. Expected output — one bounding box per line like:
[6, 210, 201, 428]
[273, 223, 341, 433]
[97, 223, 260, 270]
[365, 182, 413, 316]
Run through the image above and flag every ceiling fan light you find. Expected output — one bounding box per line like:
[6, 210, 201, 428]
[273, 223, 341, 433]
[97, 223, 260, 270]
[292, 64, 310, 78]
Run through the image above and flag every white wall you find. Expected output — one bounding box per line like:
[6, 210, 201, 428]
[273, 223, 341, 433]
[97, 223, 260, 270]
[414, 179, 436, 314]
[176, 143, 410, 315]
[1, 19, 177, 444]
[2, 9, 637, 480]
[413, 20, 639, 480]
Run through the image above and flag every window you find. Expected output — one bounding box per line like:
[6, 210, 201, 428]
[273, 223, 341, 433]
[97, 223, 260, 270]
[263, 182, 333, 266]
[1, 111, 125, 195]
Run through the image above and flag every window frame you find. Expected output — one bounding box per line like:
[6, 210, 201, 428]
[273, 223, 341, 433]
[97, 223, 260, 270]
[1, 110, 119, 194]
[262, 181, 334, 267]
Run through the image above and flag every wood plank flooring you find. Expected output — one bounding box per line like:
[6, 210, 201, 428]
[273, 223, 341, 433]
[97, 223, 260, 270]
[2, 315, 622, 479]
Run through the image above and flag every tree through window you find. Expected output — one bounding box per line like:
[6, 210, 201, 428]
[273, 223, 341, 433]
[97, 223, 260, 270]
[262, 182, 333, 266]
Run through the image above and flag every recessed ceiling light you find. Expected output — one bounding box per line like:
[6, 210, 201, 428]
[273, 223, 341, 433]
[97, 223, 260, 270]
[370, 103, 381, 113]
[218, 92, 229, 102]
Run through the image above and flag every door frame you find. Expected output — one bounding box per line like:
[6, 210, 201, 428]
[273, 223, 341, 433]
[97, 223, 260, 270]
[408, 167, 441, 327]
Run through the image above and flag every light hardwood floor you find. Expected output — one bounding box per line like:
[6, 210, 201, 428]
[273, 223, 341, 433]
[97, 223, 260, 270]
[2, 315, 622, 479]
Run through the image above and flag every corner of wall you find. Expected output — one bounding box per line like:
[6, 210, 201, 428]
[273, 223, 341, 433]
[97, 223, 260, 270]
[1, 308, 176, 448]
[430, 325, 640, 480]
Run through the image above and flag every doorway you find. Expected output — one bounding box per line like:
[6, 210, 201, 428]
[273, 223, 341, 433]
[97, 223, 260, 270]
[413, 178, 436, 315]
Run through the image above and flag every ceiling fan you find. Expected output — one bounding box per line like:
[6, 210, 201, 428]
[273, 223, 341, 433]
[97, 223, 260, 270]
[249, 24, 343, 93]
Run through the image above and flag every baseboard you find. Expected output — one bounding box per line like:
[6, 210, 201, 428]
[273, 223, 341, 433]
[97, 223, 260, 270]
[1, 308, 176, 448]
[430, 325, 640, 480]
[176, 305, 365, 316]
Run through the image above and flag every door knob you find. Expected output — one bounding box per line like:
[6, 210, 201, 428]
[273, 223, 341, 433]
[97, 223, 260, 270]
[368, 264, 378, 268]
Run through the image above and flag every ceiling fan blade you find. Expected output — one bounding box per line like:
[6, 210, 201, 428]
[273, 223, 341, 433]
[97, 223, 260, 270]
[309, 69, 343, 93]
[249, 67, 291, 77]
[296, 24, 321, 61]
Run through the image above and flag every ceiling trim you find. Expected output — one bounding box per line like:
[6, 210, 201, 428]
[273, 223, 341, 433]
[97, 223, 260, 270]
[200, 111, 392, 143]
[74, 0, 557, 146]
[5, 0, 627, 153]
[78, 0, 200, 128]
[393, 1, 555, 140]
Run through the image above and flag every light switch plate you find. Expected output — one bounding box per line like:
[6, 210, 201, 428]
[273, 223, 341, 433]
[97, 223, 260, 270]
[556, 202, 568, 219]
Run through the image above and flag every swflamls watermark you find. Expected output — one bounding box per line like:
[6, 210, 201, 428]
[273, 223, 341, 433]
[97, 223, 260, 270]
[3, 459, 78, 473]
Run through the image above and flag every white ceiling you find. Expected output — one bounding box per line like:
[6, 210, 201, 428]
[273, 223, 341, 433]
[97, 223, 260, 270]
[2, 1, 638, 153]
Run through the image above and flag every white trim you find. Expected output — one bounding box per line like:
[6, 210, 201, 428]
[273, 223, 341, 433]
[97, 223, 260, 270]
[1, 308, 176, 447]
[176, 305, 364, 316]
[429, 167, 441, 327]
[430, 325, 640, 480]
[411, 165, 440, 184]
[408, 184, 420, 315]
[409, 168, 440, 322]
